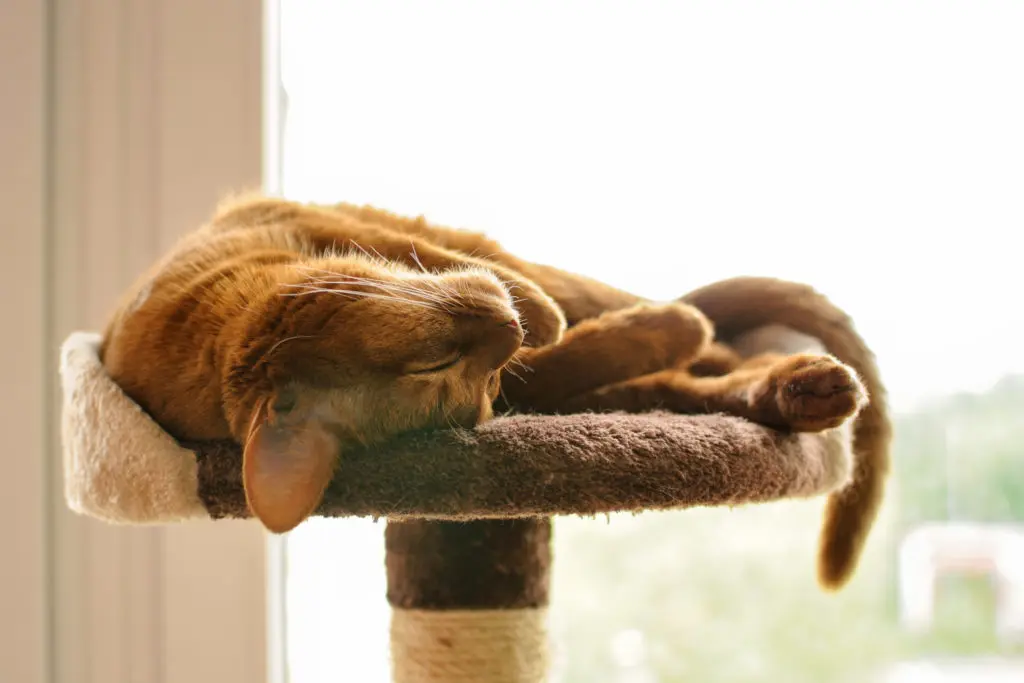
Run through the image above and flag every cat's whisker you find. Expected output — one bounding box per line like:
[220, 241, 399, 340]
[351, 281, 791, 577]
[366, 243, 389, 264]
[266, 334, 318, 357]
[409, 241, 429, 274]
[419, 281, 460, 303]
[285, 274, 448, 301]
[294, 265, 347, 278]
[496, 379, 514, 411]
[348, 240, 372, 258]
[323, 290, 442, 310]
[502, 364, 525, 383]
[348, 240, 388, 265]
[439, 403, 460, 432]
[300, 276, 439, 299]
[301, 272, 453, 302]
[280, 287, 441, 310]
[382, 283, 454, 305]
[510, 357, 535, 374]
[295, 278, 451, 307]
[400, 279, 454, 297]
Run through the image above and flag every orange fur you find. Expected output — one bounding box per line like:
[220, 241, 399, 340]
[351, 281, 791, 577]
[329, 202, 890, 590]
[101, 195, 888, 590]
[102, 199, 549, 530]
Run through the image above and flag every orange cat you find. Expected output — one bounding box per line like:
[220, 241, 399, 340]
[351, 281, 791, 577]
[329, 202, 891, 590]
[102, 194, 885, 589]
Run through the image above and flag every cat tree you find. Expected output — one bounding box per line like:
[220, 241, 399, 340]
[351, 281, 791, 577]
[59, 278, 884, 683]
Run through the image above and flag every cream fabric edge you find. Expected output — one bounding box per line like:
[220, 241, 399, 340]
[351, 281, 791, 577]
[390, 607, 550, 683]
[59, 331, 209, 524]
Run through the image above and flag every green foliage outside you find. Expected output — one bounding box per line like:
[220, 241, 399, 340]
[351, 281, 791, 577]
[551, 375, 1024, 683]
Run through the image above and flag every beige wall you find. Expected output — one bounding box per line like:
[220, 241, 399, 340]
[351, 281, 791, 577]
[1, 1, 276, 682]
[0, 0, 48, 680]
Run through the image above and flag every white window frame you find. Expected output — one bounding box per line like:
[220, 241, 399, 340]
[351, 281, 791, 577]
[2, 1, 284, 682]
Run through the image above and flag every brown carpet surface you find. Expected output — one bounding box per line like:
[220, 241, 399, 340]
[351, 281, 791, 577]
[191, 410, 848, 520]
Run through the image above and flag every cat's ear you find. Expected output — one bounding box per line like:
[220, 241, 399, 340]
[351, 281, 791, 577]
[242, 397, 338, 534]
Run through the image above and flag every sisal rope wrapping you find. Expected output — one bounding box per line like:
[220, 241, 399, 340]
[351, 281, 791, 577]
[391, 607, 549, 683]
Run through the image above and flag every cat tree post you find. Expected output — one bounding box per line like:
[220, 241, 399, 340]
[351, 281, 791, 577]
[386, 519, 552, 683]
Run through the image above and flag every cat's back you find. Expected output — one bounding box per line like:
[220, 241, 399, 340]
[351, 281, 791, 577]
[100, 205, 313, 439]
[102, 218, 303, 342]
[103, 195, 398, 351]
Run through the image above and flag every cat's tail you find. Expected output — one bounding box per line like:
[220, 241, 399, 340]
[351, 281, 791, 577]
[680, 277, 893, 591]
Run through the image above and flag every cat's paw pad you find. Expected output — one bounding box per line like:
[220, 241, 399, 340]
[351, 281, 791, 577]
[772, 355, 867, 432]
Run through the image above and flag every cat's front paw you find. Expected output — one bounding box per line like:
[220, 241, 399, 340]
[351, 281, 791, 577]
[765, 354, 867, 432]
[620, 302, 713, 368]
[514, 289, 567, 348]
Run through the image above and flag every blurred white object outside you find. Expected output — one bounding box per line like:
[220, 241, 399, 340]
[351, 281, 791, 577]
[898, 522, 1024, 643]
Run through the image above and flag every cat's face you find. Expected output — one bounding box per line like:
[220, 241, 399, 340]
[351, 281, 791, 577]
[226, 256, 525, 533]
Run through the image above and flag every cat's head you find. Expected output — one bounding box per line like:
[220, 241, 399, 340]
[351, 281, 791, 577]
[223, 256, 525, 533]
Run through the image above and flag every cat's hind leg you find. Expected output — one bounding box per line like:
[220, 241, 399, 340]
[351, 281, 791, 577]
[560, 352, 867, 432]
[683, 342, 745, 377]
[500, 303, 712, 413]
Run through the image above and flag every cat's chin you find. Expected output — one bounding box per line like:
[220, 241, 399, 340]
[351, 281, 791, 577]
[431, 402, 492, 431]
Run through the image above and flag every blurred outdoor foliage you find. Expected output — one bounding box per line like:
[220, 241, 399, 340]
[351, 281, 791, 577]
[552, 375, 1024, 683]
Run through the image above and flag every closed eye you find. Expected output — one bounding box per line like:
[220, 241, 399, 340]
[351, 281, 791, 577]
[407, 354, 462, 375]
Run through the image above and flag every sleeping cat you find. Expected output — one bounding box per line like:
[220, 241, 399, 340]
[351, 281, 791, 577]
[102, 194, 886, 589]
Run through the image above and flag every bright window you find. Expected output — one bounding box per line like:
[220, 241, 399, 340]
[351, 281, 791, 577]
[279, 3, 1024, 681]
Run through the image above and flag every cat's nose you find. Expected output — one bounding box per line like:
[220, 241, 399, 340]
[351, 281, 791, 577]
[465, 314, 524, 372]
